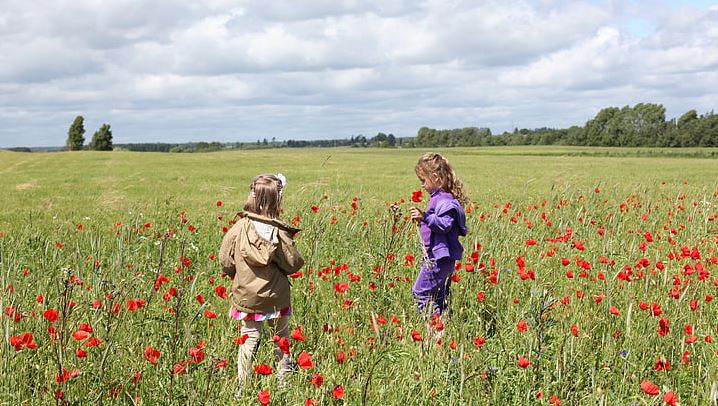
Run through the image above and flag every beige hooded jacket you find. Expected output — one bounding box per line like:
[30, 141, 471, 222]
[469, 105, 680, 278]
[219, 211, 304, 314]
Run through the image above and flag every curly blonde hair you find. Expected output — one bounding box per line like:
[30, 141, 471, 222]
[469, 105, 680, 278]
[415, 153, 470, 207]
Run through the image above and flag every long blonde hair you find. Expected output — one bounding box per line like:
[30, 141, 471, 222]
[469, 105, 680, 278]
[243, 174, 284, 218]
[415, 153, 470, 207]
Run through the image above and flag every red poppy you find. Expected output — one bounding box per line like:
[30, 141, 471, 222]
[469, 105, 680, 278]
[144, 346, 160, 365]
[640, 379, 659, 396]
[273, 336, 290, 354]
[234, 334, 249, 345]
[309, 373, 323, 387]
[254, 364, 273, 375]
[189, 345, 205, 363]
[257, 389, 270, 405]
[609, 306, 620, 316]
[411, 190, 423, 203]
[516, 320, 527, 332]
[297, 352, 314, 369]
[472, 337, 486, 350]
[43, 308, 58, 322]
[335, 351, 346, 364]
[204, 310, 217, 319]
[84, 337, 102, 347]
[411, 330, 423, 342]
[291, 325, 305, 341]
[517, 356, 531, 368]
[55, 368, 80, 384]
[216, 200, 222, 207]
[9, 332, 37, 351]
[126, 300, 139, 311]
[658, 318, 670, 337]
[570, 324, 579, 337]
[654, 358, 670, 371]
[215, 285, 228, 299]
[663, 391, 678, 406]
[332, 385, 345, 400]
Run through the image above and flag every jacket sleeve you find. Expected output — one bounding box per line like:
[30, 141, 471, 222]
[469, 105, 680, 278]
[219, 232, 237, 278]
[274, 229, 305, 275]
[422, 204, 456, 234]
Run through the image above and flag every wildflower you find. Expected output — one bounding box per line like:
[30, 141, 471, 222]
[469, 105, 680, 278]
[84, 337, 103, 347]
[291, 325, 305, 341]
[516, 320, 527, 332]
[309, 373, 324, 388]
[335, 351, 346, 364]
[297, 352, 314, 369]
[9, 332, 37, 351]
[655, 358, 670, 371]
[144, 346, 160, 365]
[43, 308, 59, 322]
[411, 190, 423, 203]
[517, 356, 531, 368]
[640, 379, 659, 396]
[273, 336, 290, 354]
[663, 391, 678, 406]
[254, 364, 273, 375]
[332, 385, 345, 400]
[658, 318, 670, 337]
[257, 389, 270, 406]
[215, 285, 228, 299]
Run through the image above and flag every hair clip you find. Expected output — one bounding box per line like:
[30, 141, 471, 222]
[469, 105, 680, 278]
[276, 173, 287, 189]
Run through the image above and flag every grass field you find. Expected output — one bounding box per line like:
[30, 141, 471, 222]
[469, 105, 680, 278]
[2, 147, 718, 405]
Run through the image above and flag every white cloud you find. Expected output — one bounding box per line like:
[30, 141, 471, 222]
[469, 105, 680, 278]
[1, 0, 717, 147]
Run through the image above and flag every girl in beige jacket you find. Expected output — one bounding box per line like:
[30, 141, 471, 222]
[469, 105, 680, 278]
[219, 174, 304, 392]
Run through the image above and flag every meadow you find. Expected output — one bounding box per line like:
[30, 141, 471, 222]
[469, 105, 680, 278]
[1, 147, 718, 405]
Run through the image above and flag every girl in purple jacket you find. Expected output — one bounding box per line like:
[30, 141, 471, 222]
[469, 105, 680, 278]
[409, 153, 469, 327]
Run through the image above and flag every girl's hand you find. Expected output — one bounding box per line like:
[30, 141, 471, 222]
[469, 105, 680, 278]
[409, 207, 424, 222]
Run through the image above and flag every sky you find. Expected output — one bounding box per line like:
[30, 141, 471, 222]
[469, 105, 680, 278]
[1, 0, 717, 148]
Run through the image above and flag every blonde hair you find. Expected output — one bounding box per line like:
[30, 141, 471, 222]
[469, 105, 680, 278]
[415, 153, 470, 207]
[243, 174, 284, 218]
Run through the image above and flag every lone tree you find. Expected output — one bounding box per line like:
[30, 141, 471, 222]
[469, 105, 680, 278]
[66, 116, 85, 151]
[89, 124, 113, 151]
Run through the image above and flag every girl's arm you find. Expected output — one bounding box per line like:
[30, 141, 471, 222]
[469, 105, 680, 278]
[274, 230, 305, 275]
[422, 209, 455, 234]
[218, 232, 237, 278]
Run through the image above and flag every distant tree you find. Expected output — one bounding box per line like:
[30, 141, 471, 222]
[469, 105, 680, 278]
[386, 133, 396, 147]
[66, 116, 86, 151]
[88, 124, 113, 151]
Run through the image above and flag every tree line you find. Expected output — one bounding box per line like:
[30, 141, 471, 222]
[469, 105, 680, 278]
[41, 103, 718, 153]
[411, 104, 717, 148]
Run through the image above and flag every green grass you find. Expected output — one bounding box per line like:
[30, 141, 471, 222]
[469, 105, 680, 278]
[1, 147, 718, 405]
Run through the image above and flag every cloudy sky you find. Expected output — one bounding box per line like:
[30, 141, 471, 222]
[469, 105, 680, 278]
[1, 0, 717, 148]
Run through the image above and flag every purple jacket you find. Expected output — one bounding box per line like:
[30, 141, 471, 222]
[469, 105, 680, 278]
[419, 189, 467, 261]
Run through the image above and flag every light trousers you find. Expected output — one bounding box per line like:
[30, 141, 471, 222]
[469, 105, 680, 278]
[236, 316, 292, 387]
